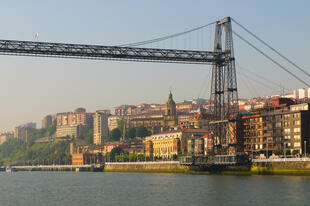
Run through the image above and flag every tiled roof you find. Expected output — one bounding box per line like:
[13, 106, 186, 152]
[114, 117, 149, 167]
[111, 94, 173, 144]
[153, 128, 208, 135]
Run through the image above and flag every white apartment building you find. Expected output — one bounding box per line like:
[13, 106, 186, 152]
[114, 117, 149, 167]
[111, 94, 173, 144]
[93, 111, 109, 145]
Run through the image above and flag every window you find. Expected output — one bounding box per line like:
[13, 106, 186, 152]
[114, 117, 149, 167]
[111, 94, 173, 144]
[284, 135, 290, 139]
[284, 121, 290, 126]
[294, 135, 301, 140]
[275, 122, 281, 128]
[294, 142, 301, 147]
[294, 128, 300, 133]
[284, 128, 290, 134]
[284, 114, 290, 120]
[293, 120, 300, 126]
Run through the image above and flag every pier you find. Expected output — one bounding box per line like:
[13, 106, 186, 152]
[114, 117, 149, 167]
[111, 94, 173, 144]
[2, 164, 104, 172]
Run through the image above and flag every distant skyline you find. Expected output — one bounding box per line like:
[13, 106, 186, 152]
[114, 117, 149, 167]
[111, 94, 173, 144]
[0, 0, 309, 131]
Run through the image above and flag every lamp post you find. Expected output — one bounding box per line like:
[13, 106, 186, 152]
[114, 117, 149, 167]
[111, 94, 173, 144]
[304, 140, 307, 158]
[284, 138, 286, 159]
[266, 139, 268, 159]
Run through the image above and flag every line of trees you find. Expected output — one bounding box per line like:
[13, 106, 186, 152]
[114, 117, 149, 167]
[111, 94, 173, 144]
[0, 124, 71, 166]
[109, 123, 150, 141]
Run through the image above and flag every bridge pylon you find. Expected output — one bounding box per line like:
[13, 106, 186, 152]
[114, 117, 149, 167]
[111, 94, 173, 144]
[210, 17, 239, 155]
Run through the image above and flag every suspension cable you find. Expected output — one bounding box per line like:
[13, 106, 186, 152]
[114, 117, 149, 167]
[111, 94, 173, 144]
[116, 21, 217, 47]
[233, 31, 310, 87]
[235, 61, 281, 88]
[232, 18, 310, 78]
[237, 69, 279, 92]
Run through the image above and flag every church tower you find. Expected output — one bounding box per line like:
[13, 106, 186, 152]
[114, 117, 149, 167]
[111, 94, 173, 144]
[165, 91, 176, 116]
[164, 91, 177, 129]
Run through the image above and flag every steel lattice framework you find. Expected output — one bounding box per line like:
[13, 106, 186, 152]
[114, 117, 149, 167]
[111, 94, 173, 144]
[210, 17, 239, 155]
[0, 39, 229, 65]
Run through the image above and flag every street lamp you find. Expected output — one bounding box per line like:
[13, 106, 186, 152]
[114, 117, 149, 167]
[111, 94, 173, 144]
[284, 137, 286, 159]
[266, 139, 268, 159]
[304, 140, 307, 158]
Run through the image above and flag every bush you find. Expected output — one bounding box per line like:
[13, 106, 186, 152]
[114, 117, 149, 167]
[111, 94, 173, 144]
[292, 150, 300, 156]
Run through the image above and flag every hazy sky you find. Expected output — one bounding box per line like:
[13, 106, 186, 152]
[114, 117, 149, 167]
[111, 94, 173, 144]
[0, 0, 309, 131]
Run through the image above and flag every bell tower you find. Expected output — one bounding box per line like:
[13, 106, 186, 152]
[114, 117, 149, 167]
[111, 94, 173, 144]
[164, 91, 177, 129]
[165, 91, 176, 116]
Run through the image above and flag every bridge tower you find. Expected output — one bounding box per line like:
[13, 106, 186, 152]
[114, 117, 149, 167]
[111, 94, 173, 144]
[210, 17, 239, 155]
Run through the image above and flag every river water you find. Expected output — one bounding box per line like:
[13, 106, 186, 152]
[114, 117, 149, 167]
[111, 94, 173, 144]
[0, 172, 310, 206]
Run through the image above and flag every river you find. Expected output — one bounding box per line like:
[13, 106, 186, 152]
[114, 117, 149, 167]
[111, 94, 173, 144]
[0, 172, 309, 206]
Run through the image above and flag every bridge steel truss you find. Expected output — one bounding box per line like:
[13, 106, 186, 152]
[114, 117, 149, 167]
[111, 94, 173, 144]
[0, 39, 229, 65]
[0, 17, 239, 156]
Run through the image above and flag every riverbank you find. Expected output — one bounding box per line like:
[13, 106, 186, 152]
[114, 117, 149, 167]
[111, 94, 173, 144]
[104, 161, 189, 173]
[5, 160, 310, 176]
[104, 160, 310, 176]
[251, 160, 310, 175]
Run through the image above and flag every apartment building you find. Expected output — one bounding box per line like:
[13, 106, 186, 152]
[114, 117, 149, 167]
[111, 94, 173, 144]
[93, 111, 109, 145]
[243, 102, 310, 155]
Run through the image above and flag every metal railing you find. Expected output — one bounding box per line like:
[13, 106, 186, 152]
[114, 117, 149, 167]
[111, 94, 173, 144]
[252, 158, 310, 162]
[105, 161, 179, 165]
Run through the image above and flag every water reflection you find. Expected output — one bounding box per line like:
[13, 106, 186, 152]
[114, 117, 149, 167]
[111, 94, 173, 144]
[0, 172, 310, 206]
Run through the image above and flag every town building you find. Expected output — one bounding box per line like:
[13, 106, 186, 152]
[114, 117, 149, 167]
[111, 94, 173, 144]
[55, 108, 93, 138]
[298, 88, 308, 99]
[115, 105, 137, 116]
[126, 92, 178, 134]
[145, 128, 208, 159]
[243, 102, 310, 155]
[179, 113, 212, 129]
[42, 115, 53, 129]
[0, 132, 14, 145]
[14, 122, 36, 142]
[56, 125, 88, 139]
[108, 115, 121, 131]
[72, 153, 94, 165]
[93, 111, 109, 145]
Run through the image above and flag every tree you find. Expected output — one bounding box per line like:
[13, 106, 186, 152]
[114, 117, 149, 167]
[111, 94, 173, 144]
[110, 128, 121, 141]
[117, 119, 127, 135]
[284, 150, 291, 155]
[109, 146, 123, 161]
[84, 129, 93, 144]
[126, 128, 136, 139]
[136, 126, 149, 137]
[46, 123, 56, 136]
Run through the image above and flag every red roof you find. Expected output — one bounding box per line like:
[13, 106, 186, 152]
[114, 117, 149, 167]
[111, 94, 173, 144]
[154, 128, 208, 135]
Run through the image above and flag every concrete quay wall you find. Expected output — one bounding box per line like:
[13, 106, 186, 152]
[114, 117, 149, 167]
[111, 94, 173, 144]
[104, 161, 189, 173]
[252, 161, 310, 175]
[104, 160, 310, 175]
[10, 164, 103, 172]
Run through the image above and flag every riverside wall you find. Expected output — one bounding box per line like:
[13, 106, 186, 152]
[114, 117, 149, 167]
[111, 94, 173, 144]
[251, 160, 310, 175]
[104, 160, 310, 175]
[104, 161, 190, 173]
[7, 160, 310, 175]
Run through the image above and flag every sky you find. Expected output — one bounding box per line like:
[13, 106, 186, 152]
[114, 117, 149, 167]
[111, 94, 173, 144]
[0, 0, 310, 131]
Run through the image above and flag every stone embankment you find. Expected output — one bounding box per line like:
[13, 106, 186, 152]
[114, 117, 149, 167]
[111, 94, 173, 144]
[5, 164, 103, 172]
[104, 161, 189, 173]
[5, 158, 310, 175]
[104, 158, 310, 175]
[251, 158, 310, 175]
